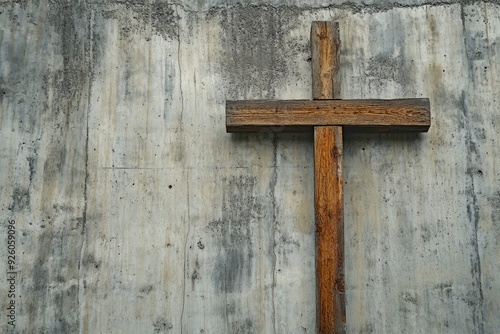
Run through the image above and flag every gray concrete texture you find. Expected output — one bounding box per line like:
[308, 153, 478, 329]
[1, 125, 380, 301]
[1, 0, 499, 333]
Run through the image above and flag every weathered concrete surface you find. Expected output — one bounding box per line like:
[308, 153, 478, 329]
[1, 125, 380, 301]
[1, 0, 499, 333]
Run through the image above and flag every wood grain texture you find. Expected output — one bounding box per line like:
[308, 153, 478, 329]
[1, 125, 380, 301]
[226, 98, 431, 133]
[311, 21, 339, 99]
[312, 21, 346, 334]
[315, 126, 345, 334]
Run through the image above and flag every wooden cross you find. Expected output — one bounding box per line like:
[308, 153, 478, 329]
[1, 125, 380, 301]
[225, 22, 430, 333]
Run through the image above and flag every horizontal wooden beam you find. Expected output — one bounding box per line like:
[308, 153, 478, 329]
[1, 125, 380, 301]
[226, 98, 430, 133]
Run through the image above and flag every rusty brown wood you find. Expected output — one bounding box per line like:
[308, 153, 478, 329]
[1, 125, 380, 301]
[312, 21, 346, 334]
[311, 21, 339, 99]
[226, 98, 430, 133]
[314, 126, 345, 334]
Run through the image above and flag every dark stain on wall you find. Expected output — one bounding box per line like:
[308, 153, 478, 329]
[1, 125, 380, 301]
[100, 2, 178, 41]
[27, 156, 37, 183]
[8, 187, 30, 212]
[191, 258, 201, 291]
[366, 53, 415, 92]
[217, 5, 303, 99]
[130, 3, 178, 40]
[209, 175, 263, 293]
[139, 284, 154, 295]
[366, 15, 417, 95]
[46, 1, 92, 101]
[434, 282, 453, 299]
[459, 17, 487, 329]
[153, 316, 174, 333]
[230, 317, 255, 334]
[29, 228, 52, 326]
[488, 191, 500, 242]
[42, 147, 66, 183]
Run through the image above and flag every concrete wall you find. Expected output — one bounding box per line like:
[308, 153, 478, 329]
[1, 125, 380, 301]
[1, 0, 499, 333]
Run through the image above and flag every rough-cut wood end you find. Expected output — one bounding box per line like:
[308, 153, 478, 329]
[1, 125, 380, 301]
[226, 98, 431, 133]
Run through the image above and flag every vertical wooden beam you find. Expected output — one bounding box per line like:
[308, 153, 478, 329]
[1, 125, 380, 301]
[311, 21, 340, 100]
[314, 127, 345, 333]
[311, 22, 346, 333]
